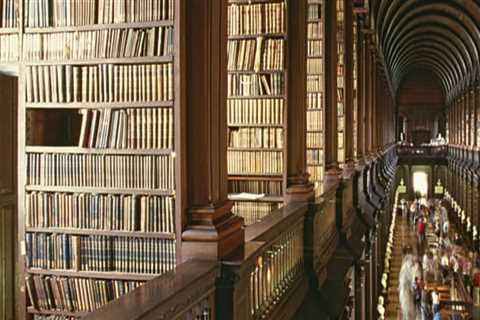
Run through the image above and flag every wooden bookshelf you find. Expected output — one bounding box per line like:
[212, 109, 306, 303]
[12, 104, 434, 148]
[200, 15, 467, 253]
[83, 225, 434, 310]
[306, 0, 325, 192]
[15, 0, 180, 318]
[353, 14, 358, 159]
[226, 0, 287, 225]
[336, 0, 346, 166]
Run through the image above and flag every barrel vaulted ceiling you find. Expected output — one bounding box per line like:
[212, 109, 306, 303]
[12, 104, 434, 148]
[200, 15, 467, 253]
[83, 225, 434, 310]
[372, 0, 480, 105]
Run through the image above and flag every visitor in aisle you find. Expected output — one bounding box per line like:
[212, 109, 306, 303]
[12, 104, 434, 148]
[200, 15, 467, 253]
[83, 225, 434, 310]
[431, 290, 440, 315]
[420, 285, 431, 320]
[417, 216, 426, 247]
[423, 250, 435, 282]
[440, 250, 451, 282]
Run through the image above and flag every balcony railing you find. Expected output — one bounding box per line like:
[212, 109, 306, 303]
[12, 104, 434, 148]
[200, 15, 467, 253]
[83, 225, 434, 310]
[83, 146, 399, 320]
[397, 144, 448, 157]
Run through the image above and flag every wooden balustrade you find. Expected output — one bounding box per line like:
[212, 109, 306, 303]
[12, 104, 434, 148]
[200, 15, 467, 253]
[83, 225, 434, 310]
[83, 260, 219, 320]
[82, 147, 401, 320]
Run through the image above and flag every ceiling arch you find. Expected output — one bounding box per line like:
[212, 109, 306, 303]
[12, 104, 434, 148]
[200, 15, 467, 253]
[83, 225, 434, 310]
[374, 0, 480, 104]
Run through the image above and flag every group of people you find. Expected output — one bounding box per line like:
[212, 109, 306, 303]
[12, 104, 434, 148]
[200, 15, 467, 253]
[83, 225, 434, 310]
[398, 197, 480, 320]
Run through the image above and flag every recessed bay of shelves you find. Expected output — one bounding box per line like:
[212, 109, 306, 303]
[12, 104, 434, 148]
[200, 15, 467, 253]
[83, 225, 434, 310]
[227, 0, 286, 225]
[306, 0, 324, 188]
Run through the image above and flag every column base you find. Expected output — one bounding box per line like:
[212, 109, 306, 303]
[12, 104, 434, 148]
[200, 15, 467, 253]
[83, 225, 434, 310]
[285, 173, 315, 203]
[181, 201, 244, 262]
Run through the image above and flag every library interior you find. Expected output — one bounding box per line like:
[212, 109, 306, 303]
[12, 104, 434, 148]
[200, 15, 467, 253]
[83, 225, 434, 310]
[1, 0, 480, 319]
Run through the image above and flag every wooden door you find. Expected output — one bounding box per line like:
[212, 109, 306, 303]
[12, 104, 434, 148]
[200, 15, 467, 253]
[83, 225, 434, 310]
[0, 74, 17, 320]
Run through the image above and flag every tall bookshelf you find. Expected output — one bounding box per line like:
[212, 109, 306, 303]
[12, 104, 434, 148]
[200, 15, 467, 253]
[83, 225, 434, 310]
[19, 1, 179, 318]
[0, 0, 20, 69]
[226, 0, 286, 225]
[352, 15, 358, 159]
[306, 0, 324, 193]
[336, 0, 345, 166]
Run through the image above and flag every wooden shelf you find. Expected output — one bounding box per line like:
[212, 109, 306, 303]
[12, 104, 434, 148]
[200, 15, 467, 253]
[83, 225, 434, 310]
[25, 100, 174, 109]
[26, 227, 176, 239]
[227, 69, 285, 74]
[0, 27, 19, 34]
[26, 269, 157, 281]
[228, 32, 286, 40]
[228, 94, 285, 100]
[27, 307, 88, 318]
[229, 0, 285, 3]
[228, 147, 283, 152]
[25, 20, 174, 33]
[25, 55, 173, 66]
[26, 146, 174, 155]
[228, 123, 283, 128]
[228, 195, 283, 202]
[228, 174, 283, 180]
[25, 186, 175, 196]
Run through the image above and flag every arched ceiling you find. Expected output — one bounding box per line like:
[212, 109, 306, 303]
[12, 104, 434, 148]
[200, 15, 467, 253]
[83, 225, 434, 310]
[372, 0, 480, 105]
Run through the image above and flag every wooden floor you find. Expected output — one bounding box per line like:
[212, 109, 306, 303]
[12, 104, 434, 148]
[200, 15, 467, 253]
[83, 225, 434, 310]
[385, 214, 418, 320]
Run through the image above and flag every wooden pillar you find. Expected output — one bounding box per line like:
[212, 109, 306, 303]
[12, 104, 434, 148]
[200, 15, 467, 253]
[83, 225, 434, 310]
[364, 43, 372, 156]
[370, 50, 376, 155]
[324, 0, 341, 176]
[181, 0, 244, 261]
[344, 0, 354, 166]
[285, 0, 314, 203]
[358, 26, 367, 162]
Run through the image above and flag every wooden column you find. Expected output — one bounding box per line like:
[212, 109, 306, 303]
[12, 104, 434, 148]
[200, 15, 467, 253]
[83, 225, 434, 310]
[344, 0, 354, 166]
[369, 49, 376, 155]
[285, 0, 314, 203]
[364, 41, 372, 156]
[324, 0, 341, 176]
[357, 21, 365, 162]
[181, 0, 244, 261]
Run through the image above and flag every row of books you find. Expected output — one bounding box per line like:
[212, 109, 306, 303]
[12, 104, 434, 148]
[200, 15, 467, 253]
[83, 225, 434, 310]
[26, 192, 175, 233]
[228, 127, 283, 149]
[307, 58, 323, 74]
[27, 153, 175, 190]
[232, 202, 281, 226]
[77, 107, 174, 149]
[1, 0, 17, 28]
[23, 26, 174, 61]
[307, 77, 324, 94]
[25, 0, 174, 27]
[307, 3, 324, 185]
[307, 40, 322, 57]
[26, 275, 142, 313]
[227, 99, 284, 125]
[227, 38, 284, 71]
[306, 109, 323, 131]
[306, 132, 323, 149]
[0, 34, 17, 62]
[307, 93, 323, 110]
[307, 150, 323, 165]
[228, 73, 284, 97]
[227, 3, 285, 36]
[308, 3, 322, 21]
[307, 166, 323, 182]
[26, 234, 176, 274]
[26, 63, 173, 104]
[227, 151, 283, 175]
[33, 316, 76, 320]
[228, 180, 282, 197]
[307, 23, 322, 39]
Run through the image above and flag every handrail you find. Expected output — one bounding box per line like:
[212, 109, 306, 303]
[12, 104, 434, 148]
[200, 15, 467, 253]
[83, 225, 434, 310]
[83, 260, 219, 320]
